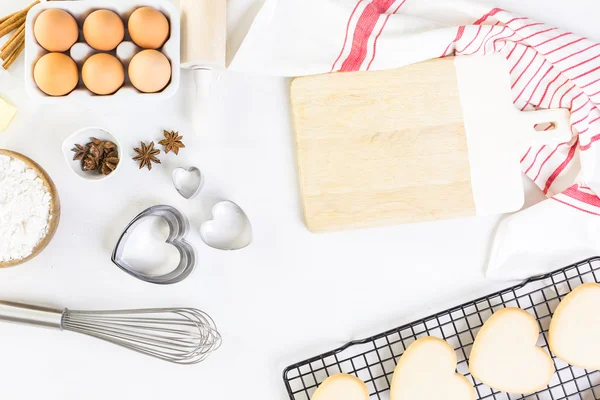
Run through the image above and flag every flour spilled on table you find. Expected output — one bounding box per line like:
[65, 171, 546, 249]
[0, 154, 51, 262]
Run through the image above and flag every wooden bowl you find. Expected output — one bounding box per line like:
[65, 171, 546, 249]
[0, 149, 61, 268]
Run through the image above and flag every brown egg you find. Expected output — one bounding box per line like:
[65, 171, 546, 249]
[128, 50, 171, 93]
[128, 7, 169, 49]
[82, 54, 125, 95]
[33, 53, 78, 97]
[34, 9, 79, 52]
[83, 10, 125, 51]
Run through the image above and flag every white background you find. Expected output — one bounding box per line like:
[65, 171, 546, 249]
[0, 0, 598, 399]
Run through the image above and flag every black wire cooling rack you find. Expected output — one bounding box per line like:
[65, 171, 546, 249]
[283, 257, 600, 400]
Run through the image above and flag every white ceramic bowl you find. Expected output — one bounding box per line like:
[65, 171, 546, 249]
[62, 127, 122, 181]
[25, 0, 180, 104]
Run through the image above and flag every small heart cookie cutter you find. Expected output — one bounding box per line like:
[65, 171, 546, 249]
[111, 205, 196, 285]
[172, 166, 204, 200]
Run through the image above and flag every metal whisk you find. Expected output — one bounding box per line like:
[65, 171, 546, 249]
[0, 301, 222, 364]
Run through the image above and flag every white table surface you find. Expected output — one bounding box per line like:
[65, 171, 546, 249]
[0, 0, 597, 399]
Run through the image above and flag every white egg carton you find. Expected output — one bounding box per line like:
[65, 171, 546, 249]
[24, 0, 180, 103]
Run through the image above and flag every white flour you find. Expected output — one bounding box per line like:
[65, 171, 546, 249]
[0, 155, 51, 262]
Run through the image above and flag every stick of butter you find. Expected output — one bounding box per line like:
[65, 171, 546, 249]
[0, 96, 17, 132]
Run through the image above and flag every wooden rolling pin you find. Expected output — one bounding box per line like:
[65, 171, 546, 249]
[180, 0, 226, 134]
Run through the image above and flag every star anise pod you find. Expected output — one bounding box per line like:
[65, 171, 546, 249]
[87, 143, 103, 160]
[87, 137, 105, 154]
[133, 141, 161, 170]
[82, 153, 99, 171]
[158, 130, 185, 155]
[71, 144, 87, 161]
[87, 137, 117, 155]
[100, 151, 120, 175]
[102, 141, 117, 154]
[88, 137, 103, 146]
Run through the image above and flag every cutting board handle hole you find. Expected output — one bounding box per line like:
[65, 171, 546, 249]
[534, 122, 557, 131]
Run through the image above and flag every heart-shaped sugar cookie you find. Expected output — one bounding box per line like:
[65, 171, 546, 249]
[390, 336, 475, 400]
[549, 283, 600, 370]
[311, 374, 368, 400]
[469, 307, 554, 394]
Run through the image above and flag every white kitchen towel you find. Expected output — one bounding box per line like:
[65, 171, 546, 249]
[231, 0, 600, 279]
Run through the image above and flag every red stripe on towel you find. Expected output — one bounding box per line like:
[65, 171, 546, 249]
[537, 72, 561, 106]
[548, 80, 570, 106]
[520, 147, 532, 163]
[340, 0, 397, 72]
[505, 42, 520, 59]
[515, 27, 556, 43]
[456, 26, 482, 53]
[533, 142, 567, 181]
[562, 186, 600, 207]
[535, 32, 571, 47]
[542, 37, 586, 57]
[510, 46, 529, 73]
[589, 88, 600, 97]
[580, 133, 600, 151]
[484, 26, 513, 53]
[473, 7, 501, 25]
[572, 65, 600, 81]
[515, 22, 545, 31]
[551, 197, 600, 216]
[525, 146, 546, 174]
[441, 26, 465, 57]
[511, 51, 538, 89]
[571, 99, 592, 114]
[366, 0, 408, 70]
[467, 23, 501, 55]
[330, 0, 366, 72]
[505, 17, 527, 25]
[514, 62, 547, 104]
[558, 85, 575, 107]
[554, 42, 599, 63]
[543, 142, 577, 194]
[562, 53, 600, 74]
[582, 77, 600, 89]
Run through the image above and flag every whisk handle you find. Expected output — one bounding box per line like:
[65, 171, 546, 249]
[0, 301, 64, 329]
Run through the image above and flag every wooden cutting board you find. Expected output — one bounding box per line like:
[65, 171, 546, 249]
[291, 55, 572, 232]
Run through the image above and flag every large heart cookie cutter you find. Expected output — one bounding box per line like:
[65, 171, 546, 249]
[111, 205, 196, 285]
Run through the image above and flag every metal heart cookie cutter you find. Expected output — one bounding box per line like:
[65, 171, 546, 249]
[200, 201, 252, 251]
[111, 205, 196, 285]
[172, 166, 204, 200]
